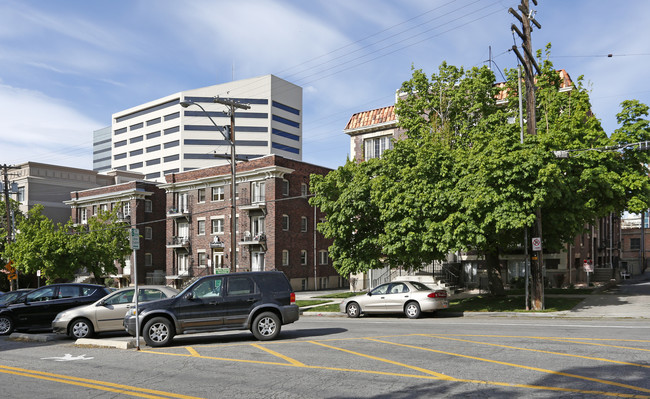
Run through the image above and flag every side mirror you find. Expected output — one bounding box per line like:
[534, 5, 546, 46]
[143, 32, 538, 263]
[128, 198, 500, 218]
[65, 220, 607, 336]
[367, 292, 372, 297]
[185, 292, 194, 300]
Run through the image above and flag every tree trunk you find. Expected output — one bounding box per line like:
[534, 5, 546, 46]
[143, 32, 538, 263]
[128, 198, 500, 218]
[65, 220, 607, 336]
[486, 247, 505, 296]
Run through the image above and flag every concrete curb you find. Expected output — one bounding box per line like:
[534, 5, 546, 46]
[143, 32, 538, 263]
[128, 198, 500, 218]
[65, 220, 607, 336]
[75, 337, 144, 349]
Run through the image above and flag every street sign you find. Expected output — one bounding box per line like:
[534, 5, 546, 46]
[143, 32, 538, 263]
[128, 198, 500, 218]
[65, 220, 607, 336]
[215, 268, 230, 274]
[130, 228, 140, 250]
[4, 261, 16, 280]
[532, 237, 542, 251]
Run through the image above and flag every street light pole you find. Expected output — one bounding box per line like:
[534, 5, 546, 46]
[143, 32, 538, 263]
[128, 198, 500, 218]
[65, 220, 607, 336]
[180, 98, 249, 272]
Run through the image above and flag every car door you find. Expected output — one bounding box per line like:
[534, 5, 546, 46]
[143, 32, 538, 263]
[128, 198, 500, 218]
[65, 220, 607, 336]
[384, 282, 410, 312]
[363, 283, 390, 313]
[176, 277, 226, 331]
[222, 276, 261, 327]
[95, 289, 135, 332]
[16, 285, 59, 329]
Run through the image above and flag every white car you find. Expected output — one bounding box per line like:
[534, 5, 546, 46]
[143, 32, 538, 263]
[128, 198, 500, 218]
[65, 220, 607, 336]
[52, 285, 178, 339]
[340, 281, 448, 319]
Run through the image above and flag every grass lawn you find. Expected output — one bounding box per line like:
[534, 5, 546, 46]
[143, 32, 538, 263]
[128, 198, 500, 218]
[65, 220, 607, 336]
[440, 295, 585, 313]
[314, 292, 366, 299]
[296, 300, 331, 308]
[304, 303, 341, 312]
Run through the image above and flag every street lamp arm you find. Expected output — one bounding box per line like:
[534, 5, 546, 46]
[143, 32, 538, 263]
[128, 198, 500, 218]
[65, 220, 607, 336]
[179, 100, 231, 142]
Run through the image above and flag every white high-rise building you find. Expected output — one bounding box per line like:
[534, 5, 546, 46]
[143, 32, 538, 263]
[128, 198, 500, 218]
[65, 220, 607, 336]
[106, 74, 302, 182]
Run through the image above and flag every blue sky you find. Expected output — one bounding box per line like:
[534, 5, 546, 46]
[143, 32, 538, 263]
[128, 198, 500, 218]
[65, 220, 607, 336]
[1, 0, 649, 170]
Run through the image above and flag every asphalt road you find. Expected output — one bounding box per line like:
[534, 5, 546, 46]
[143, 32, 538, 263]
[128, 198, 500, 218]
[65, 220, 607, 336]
[1, 316, 649, 398]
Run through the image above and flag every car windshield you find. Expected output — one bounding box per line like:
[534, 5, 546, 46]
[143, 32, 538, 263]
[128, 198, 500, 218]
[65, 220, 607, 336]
[0, 291, 28, 305]
[370, 284, 390, 295]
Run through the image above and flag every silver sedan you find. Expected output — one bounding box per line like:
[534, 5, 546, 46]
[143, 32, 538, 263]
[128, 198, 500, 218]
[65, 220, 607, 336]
[52, 285, 178, 339]
[340, 281, 448, 319]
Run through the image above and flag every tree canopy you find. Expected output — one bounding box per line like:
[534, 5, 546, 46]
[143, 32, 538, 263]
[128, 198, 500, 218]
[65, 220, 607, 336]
[2, 204, 131, 284]
[311, 47, 650, 293]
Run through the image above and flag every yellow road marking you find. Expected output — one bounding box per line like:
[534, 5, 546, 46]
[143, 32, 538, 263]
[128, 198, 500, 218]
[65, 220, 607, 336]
[307, 340, 454, 380]
[136, 345, 649, 398]
[421, 334, 650, 369]
[537, 337, 650, 352]
[367, 338, 650, 394]
[0, 365, 204, 399]
[250, 343, 306, 366]
[185, 347, 200, 357]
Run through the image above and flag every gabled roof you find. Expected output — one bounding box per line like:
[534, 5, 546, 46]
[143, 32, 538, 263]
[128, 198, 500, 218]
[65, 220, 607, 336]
[344, 105, 396, 134]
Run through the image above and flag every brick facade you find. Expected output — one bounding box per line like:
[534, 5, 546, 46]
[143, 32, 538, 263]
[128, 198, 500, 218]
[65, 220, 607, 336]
[162, 155, 342, 291]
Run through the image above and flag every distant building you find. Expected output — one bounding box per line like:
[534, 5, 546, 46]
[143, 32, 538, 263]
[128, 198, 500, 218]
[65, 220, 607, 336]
[8, 162, 140, 225]
[160, 155, 342, 291]
[100, 74, 303, 182]
[93, 126, 112, 173]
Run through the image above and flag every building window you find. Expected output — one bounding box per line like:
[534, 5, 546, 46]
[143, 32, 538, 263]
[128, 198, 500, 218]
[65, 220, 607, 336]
[319, 250, 329, 265]
[630, 238, 641, 251]
[301, 183, 308, 197]
[364, 136, 393, 160]
[197, 252, 207, 267]
[212, 187, 224, 201]
[100, 204, 108, 213]
[545, 259, 560, 270]
[212, 218, 224, 234]
[251, 181, 265, 203]
[144, 253, 152, 267]
[197, 188, 206, 203]
[282, 179, 289, 196]
[80, 208, 87, 224]
[282, 215, 289, 231]
[122, 202, 131, 217]
[197, 220, 206, 235]
[300, 250, 307, 265]
[282, 250, 289, 266]
[92, 205, 97, 216]
[145, 200, 152, 213]
[301, 216, 308, 232]
[16, 186, 25, 202]
[145, 227, 152, 240]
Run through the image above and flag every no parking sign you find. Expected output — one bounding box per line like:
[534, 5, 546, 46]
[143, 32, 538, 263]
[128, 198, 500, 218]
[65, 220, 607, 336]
[532, 237, 542, 251]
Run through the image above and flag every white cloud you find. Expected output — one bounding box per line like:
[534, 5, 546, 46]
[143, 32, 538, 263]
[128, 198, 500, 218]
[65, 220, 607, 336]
[0, 84, 99, 168]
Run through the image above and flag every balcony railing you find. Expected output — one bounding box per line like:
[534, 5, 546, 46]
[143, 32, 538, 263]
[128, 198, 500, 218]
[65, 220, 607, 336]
[238, 197, 266, 210]
[166, 236, 190, 249]
[167, 207, 191, 219]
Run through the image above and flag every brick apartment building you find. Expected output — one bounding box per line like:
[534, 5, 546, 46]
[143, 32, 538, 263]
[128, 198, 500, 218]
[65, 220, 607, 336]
[160, 154, 342, 291]
[67, 180, 167, 287]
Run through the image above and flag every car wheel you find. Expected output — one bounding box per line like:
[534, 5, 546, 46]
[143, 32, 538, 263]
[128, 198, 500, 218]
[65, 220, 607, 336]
[143, 317, 174, 347]
[346, 302, 360, 318]
[0, 315, 14, 335]
[69, 318, 94, 339]
[251, 312, 281, 341]
[405, 302, 421, 319]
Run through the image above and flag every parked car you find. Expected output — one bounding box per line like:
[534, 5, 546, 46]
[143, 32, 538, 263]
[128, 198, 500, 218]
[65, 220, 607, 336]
[53, 285, 179, 339]
[0, 289, 33, 308]
[0, 283, 110, 335]
[340, 281, 448, 319]
[124, 271, 299, 347]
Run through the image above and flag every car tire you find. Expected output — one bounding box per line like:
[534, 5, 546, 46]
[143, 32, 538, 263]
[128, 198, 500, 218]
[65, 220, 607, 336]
[251, 312, 281, 341]
[69, 318, 94, 339]
[346, 302, 361, 318]
[0, 315, 15, 335]
[405, 301, 421, 319]
[143, 317, 174, 347]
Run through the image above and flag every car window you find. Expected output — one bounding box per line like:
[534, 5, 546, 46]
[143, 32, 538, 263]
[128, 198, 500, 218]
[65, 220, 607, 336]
[26, 287, 56, 302]
[192, 278, 223, 299]
[59, 285, 80, 299]
[410, 281, 430, 291]
[105, 289, 134, 305]
[227, 277, 255, 296]
[81, 286, 100, 296]
[139, 289, 165, 302]
[389, 283, 408, 294]
[371, 284, 389, 295]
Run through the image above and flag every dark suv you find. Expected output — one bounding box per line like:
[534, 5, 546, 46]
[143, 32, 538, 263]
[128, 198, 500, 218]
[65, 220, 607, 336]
[0, 283, 110, 335]
[124, 271, 299, 347]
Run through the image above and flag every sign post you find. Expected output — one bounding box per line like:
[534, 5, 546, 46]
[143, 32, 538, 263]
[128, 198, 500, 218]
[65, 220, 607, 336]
[130, 228, 140, 350]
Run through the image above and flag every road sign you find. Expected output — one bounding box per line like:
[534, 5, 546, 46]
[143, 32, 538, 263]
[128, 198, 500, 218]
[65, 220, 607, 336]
[4, 261, 16, 280]
[130, 228, 140, 250]
[214, 268, 230, 274]
[532, 237, 542, 251]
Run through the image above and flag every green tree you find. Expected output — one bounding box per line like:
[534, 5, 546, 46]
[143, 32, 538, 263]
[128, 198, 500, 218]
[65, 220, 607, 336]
[311, 48, 650, 297]
[3, 205, 131, 284]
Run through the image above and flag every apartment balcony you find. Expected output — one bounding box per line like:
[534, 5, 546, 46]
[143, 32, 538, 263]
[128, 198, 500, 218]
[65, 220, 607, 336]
[166, 236, 190, 249]
[238, 197, 266, 211]
[240, 232, 267, 250]
[167, 207, 191, 219]
[209, 237, 226, 249]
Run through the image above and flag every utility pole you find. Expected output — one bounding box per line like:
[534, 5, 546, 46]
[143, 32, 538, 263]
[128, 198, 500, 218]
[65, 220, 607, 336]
[510, 0, 545, 310]
[213, 96, 250, 272]
[2, 164, 19, 290]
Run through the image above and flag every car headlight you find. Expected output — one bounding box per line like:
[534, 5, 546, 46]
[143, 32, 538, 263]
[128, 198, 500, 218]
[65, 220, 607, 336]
[126, 308, 138, 317]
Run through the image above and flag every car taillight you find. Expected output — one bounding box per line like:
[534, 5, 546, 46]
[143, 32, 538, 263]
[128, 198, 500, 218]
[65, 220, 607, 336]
[290, 292, 296, 304]
[427, 291, 447, 298]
